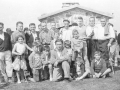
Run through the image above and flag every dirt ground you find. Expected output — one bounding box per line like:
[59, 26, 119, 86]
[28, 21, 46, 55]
[0, 67, 120, 90]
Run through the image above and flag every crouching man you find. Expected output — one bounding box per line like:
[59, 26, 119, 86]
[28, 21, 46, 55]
[51, 39, 71, 82]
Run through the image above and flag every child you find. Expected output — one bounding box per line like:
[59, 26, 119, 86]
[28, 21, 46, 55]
[28, 42, 43, 82]
[12, 35, 33, 83]
[50, 33, 59, 50]
[64, 40, 74, 78]
[91, 51, 111, 78]
[64, 40, 72, 63]
[41, 45, 53, 81]
[71, 29, 85, 78]
[35, 37, 44, 52]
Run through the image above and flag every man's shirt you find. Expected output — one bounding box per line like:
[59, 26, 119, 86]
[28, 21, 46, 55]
[39, 29, 54, 44]
[59, 27, 72, 42]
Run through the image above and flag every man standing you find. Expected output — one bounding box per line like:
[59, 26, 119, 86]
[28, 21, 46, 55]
[87, 17, 115, 62]
[11, 21, 26, 47]
[50, 22, 59, 36]
[27, 23, 39, 48]
[86, 17, 98, 61]
[6, 28, 12, 36]
[59, 20, 72, 42]
[51, 39, 71, 82]
[0, 22, 12, 83]
[39, 22, 54, 45]
[73, 17, 91, 80]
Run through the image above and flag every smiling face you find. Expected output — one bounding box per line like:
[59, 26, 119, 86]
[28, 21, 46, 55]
[29, 25, 36, 33]
[56, 41, 63, 50]
[63, 21, 70, 28]
[100, 18, 107, 27]
[77, 18, 83, 27]
[33, 46, 38, 52]
[41, 23, 47, 31]
[51, 22, 56, 30]
[17, 23, 23, 32]
[18, 36, 24, 44]
[73, 30, 79, 39]
[89, 17, 95, 27]
[94, 54, 101, 60]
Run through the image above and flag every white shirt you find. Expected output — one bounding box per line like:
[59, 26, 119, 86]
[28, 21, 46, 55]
[73, 26, 87, 37]
[15, 43, 26, 54]
[0, 32, 4, 40]
[53, 39, 56, 49]
[60, 27, 72, 41]
[86, 25, 98, 39]
[32, 32, 37, 42]
[95, 25, 115, 40]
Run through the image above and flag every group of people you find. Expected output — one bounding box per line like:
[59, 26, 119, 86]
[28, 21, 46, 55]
[0, 16, 118, 84]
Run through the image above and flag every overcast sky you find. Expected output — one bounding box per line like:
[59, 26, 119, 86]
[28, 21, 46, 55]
[0, 0, 120, 32]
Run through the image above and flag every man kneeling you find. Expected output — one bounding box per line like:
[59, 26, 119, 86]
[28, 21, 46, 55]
[51, 39, 71, 82]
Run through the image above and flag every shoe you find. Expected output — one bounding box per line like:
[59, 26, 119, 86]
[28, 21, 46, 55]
[28, 78, 36, 82]
[50, 78, 53, 81]
[75, 77, 83, 81]
[102, 75, 106, 78]
[63, 78, 71, 83]
[17, 81, 21, 84]
[8, 79, 13, 83]
[53, 78, 63, 82]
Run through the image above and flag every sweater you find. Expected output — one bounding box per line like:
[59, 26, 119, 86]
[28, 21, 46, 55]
[91, 59, 107, 75]
[50, 48, 70, 64]
[0, 32, 12, 52]
[28, 52, 42, 69]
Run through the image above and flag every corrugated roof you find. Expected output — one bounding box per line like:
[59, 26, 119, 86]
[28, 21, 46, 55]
[38, 5, 113, 21]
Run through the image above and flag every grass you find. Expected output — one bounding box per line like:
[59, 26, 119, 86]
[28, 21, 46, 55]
[0, 67, 120, 90]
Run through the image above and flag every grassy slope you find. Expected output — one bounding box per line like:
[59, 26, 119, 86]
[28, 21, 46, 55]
[1, 68, 120, 90]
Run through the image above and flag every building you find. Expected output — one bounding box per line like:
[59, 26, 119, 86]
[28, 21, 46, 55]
[38, 4, 113, 28]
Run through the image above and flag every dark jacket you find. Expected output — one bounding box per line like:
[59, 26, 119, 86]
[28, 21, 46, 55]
[26, 32, 39, 48]
[0, 32, 12, 52]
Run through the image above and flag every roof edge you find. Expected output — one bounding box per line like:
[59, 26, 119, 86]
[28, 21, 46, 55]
[38, 5, 113, 21]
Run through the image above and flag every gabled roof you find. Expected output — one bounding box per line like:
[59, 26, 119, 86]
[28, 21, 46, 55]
[38, 5, 113, 21]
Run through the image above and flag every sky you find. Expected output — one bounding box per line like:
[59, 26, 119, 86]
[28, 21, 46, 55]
[0, 0, 120, 32]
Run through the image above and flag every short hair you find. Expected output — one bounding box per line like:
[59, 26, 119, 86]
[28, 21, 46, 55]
[6, 28, 11, 31]
[63, 19, 70, 23]
[44, 45, 50, 51]
[100, 17, 107, 20]
[17, 35, 24, 41]
[72, 23, 78, 26]
[24, 27, 28, 31]
[78, 17, 83, 20]
[55, 39, 63, 44]
[29, 23, 35, 27]
[16, 21, 23, 26]
[89, 17, 95, 21]
[0, 22, 4, 27]
[64, 40, 71, 48]
[72, 29, 79, 35]
[32, 42, 39, 47]
[94, 51, 101, 56]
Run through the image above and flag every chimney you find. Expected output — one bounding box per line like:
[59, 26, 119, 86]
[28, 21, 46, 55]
[62, 2, 79, 8]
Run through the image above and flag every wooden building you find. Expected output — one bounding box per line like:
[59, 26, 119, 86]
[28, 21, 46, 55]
[38, 4, 113, 28]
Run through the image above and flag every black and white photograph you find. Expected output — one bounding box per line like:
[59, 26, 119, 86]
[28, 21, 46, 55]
[0, 0, 120, 90]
